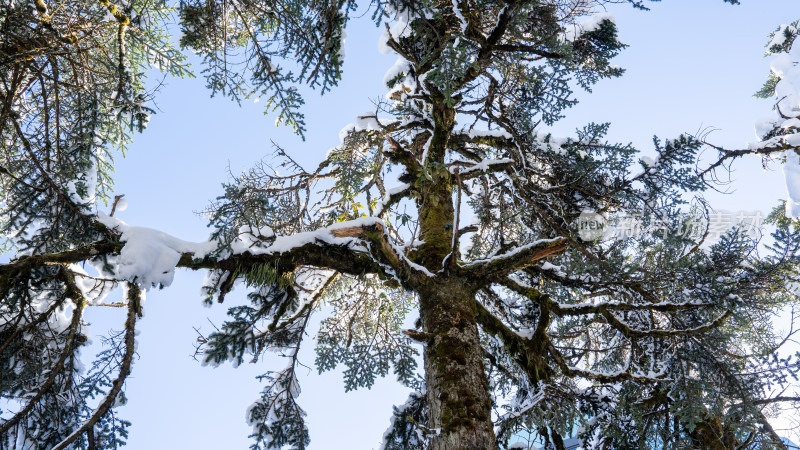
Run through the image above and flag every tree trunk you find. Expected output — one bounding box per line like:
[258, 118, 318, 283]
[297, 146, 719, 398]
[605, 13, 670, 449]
[418, 279, 495, 449]
[411, 89, 494, 448]
[688, 416, 736, 450]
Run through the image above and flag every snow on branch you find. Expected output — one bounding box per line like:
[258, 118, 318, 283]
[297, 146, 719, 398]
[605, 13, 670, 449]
[597, 306, 732, 338]
[449, 129, 517, 152]
[562, 13, 616, 42]
[52, 283, 140, 450]
[97, 213, 217, 286]
[451, 158, 515, 178]
[0, 216, 435, 302]
[547, 342, 669, 384]
[500, 277, 716, 317]
[373, 183, 410, 217]
[462, 237, 568, 279]
[705, 22, 800, 215]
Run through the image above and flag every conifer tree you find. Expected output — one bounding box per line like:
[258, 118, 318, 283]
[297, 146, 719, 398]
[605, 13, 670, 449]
[1, 1, 799, 449]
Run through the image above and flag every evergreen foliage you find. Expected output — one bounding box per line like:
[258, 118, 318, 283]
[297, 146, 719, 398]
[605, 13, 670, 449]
[0, 0, 799, 449]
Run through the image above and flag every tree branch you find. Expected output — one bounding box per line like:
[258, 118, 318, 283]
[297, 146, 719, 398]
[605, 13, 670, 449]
[598, 306, 732, 338]
[502, 276, 715, 316]
[52, 282, 139, 450]
[463, 237, 568, 280]
[0, 273, 86, 435]
[473, 298, 551, 384]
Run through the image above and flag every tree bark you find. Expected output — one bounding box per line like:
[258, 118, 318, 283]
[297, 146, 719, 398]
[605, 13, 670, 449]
[688, 416, 737, 450]
[408, 84, 495, 448]
[418, 278, 495, 449]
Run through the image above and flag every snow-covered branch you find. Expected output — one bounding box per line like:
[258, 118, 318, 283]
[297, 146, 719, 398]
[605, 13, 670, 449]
[463, 237, 568, 280]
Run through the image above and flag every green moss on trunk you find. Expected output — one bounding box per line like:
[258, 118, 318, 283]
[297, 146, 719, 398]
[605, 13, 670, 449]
[416, 95, 457, 270]
[418, 277, 495, 449]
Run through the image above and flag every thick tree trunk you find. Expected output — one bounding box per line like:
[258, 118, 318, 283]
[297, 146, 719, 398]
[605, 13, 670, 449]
[418, 279, 495, 449]
[411, 89, 494, 448]
[688, 416, 737, 450]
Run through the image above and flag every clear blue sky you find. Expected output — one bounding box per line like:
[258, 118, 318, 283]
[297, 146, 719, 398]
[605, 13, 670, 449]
[83, 1, 799, 448]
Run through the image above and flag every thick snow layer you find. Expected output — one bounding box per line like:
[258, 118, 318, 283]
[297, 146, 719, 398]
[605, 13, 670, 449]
[451, 0, 467, 33]
[531, 132, 568, 155]
[770, 52, 800, 121]
[384, 57, 411, 86]
[378, 10, 414, 54]
[465, 128, 512, 139]
[97, 215, 393, 288]
[338, 115, 398, 144]
[338, 29, 346, 60]
[769, 24, 797, 49]
[564, 13, 615, 42]
[752, 29, 800, 216]
[419, 134, 433, 164]
[98, 213, 217, 287]
[355, 114, 385, 131]
[784, 150, 800, 217]
[640, 155, 658, 168]
[231, 217, 384, 256]
[69, 264, 115, 305]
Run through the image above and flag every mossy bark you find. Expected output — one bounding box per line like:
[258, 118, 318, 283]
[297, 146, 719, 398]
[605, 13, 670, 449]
[688, 416, 737, 450]
[412, 94, 495, 448]
[416, 97, 457, 270]
[418, 279, 494, 450]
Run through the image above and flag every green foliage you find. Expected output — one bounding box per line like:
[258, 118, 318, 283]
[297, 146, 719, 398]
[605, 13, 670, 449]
[76, 330, 135, 449]
[379, 391, 428, 449]
[2, 0, 798, 449]
[177, 0, 358, 138]
[511, 61, 580, 126]
[241, 262, 295, 290]
[202, 283, 301, 366]
[0, 265, 132, 449]
[0, 0, 190, 254]
[331, 135, 378, 195]
[248, 369, 310, 450]
[569, 18, 627, 90]
[425, 38, 480, 107]
[756, 21, 798, 99]
[315, 275, 419, 391]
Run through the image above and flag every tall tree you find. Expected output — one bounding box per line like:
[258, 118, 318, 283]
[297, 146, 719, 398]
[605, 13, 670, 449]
[1, 1, 799, 449]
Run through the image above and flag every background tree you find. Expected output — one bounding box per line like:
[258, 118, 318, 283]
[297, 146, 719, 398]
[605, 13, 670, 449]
[1, 1, 799, 450]
[0, 0, 187, 446]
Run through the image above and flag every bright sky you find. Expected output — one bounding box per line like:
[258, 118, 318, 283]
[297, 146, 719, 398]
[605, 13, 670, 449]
[83, 1, 800, 448]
